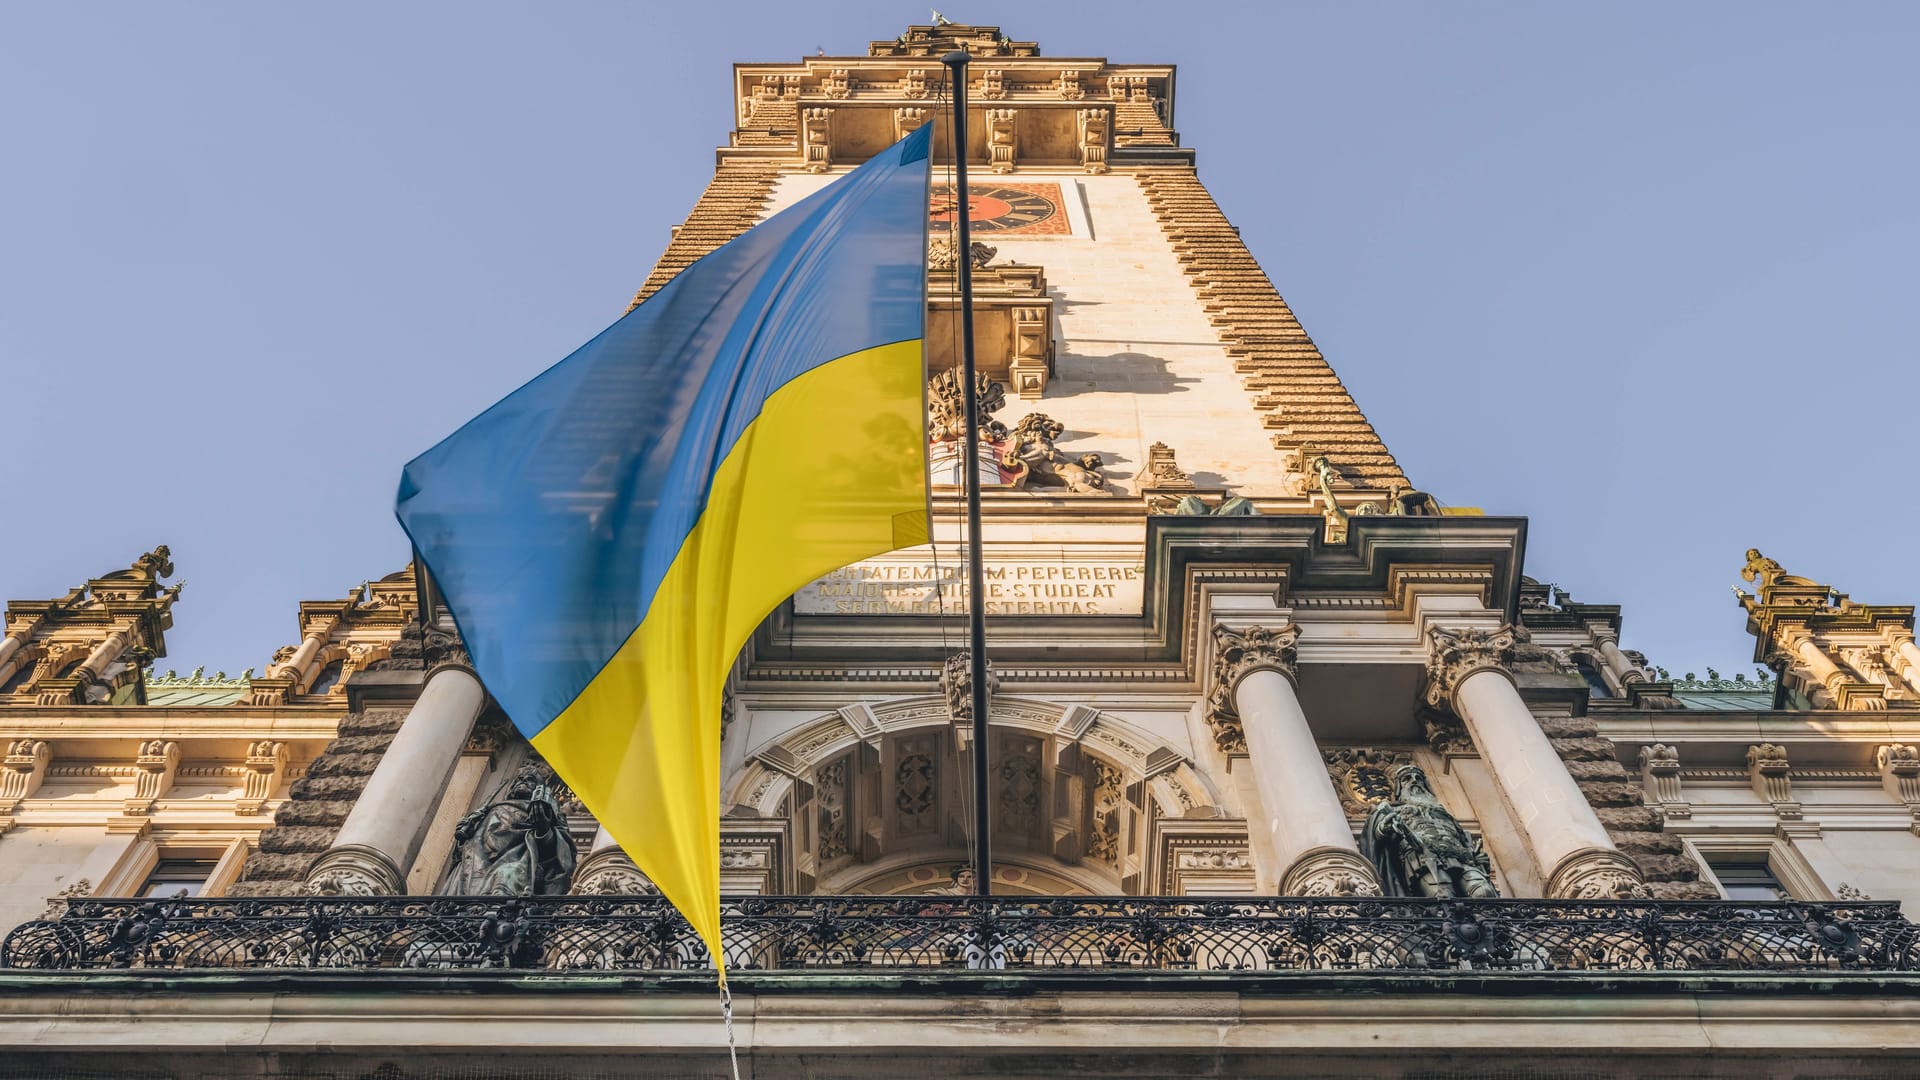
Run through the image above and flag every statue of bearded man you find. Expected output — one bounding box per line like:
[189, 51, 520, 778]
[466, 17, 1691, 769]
[1361, 764, 1499, 899]
[445, 762, 578, 896]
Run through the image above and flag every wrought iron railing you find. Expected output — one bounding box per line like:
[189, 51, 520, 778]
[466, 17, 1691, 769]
[2, 895, 1914, 974]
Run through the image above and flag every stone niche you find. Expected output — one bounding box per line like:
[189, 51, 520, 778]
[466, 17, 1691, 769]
[927, 262, 1055, 399]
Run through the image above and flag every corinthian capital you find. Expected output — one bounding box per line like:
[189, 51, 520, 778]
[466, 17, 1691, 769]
[1203, 624, 1299, 755]
[1212, 624, 1300, 693]
[1424, 624, 1518, 709]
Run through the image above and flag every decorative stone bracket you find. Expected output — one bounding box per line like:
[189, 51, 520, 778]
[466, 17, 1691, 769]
[122, 740, 179, 816]
[1638, 743, 1690, 821]
[0, 739, 50, 829]
[1878, 744, 1920, 836]
[1747, 743, 1803, 821]
[802, 107, 832, 172]
[235, 740, 288, 816]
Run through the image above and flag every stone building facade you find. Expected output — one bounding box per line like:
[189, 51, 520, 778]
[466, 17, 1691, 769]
[1, 23, 1917, 1079]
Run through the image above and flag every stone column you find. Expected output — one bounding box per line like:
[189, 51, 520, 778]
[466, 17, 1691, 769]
[305, 650, 487, 895]
[1211, 625, 1380, 896]
[0, 616, 44, 685]
[1782, 628, 1847, 707]
[1593, 632, 1645, 687]
[570, 826, 655, 894]
[1887, 634, 1920, 695]
[268, 615, 341, 691]
[70, 626, 131, 685]
[1426, 625, 1647, 899]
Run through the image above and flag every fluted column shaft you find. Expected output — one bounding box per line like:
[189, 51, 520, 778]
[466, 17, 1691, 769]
[1428, 625, 1646, 899]
[305, 664, 486, 894]
[1212, 624, 1380, 896]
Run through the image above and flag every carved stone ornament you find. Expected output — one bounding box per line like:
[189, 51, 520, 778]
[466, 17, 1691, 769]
[1282, 847, 1383, 898]
[939, 651, 1000, 725]
[1415, 708, 1473, 757]
[1324, 748, 1410, 817]
[570, 849, 658, 896]
[927, 237, 997, 272]
[1545, 847, 1652, 900]
[1137, 441, 1195, 492]
[1204, 624, 1300, 756]
[1423, 625, 1518, 710]
[38, 878, 92, 920]
[926, 369, 1007, 444]
[422, 624, 473, 673]
[304, 844, 405, 896]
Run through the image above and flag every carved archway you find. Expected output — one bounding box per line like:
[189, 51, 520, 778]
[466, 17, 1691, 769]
[723, 696, 1222, 895]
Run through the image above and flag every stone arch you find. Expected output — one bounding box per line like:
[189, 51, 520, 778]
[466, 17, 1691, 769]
[723, 695, 1220, 895]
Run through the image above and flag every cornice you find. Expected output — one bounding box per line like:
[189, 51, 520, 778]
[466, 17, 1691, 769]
[747, 515, 1525, 690]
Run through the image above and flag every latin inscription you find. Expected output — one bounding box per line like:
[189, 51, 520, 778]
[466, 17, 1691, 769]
[796, 560, 1144, 616]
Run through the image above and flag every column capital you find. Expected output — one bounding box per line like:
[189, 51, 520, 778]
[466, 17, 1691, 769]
[1204, 624, 1299, 756]
[422, 624, 475, 677]
[1211, 623, 1300, 692]
[1423, 624, 1517, 709]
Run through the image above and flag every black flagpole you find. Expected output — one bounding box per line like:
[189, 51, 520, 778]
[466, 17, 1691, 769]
[941, 48, 991, 899]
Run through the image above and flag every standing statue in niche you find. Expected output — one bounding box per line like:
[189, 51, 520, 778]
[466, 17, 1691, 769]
[445, 762, 578, 895]
[1361, 764, 1499, 899]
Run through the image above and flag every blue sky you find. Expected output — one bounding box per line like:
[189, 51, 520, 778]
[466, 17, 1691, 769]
[3, 2, 1915, 678]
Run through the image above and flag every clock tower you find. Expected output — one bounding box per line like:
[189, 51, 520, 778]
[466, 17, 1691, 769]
[640, 21, 1408, 505]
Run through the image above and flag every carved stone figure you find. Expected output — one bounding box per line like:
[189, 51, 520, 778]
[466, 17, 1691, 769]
[1361, 764, 1498, 899]
[444, 762, 578, 896]
[1168, 494, 1258, 517]
[1001, 413, 1112, 494]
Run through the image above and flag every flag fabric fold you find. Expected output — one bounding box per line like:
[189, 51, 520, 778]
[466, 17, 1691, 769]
[395, 125, 934, 975]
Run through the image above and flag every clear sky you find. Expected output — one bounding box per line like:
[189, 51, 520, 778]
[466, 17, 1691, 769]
[3, 2, 1916, 679]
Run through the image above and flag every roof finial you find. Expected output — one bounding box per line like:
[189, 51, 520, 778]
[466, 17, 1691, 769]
[932, 9, 952, 26]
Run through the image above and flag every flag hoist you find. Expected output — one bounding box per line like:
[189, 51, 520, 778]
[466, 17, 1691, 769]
[395, 124, 938, 978]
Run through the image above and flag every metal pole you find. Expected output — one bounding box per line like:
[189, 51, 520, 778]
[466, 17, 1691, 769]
[941, 48, 991, 899]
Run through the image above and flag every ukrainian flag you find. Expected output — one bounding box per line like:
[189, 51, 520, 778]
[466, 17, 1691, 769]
[395, 126, 934, 974]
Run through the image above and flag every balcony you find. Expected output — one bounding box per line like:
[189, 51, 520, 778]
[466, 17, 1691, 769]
[3, 894, 1914, 975]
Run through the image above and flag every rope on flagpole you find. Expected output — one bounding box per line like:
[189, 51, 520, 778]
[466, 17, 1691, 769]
[720, 979, 742, 1080]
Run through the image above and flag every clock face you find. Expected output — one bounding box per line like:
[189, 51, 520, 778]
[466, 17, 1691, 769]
[929, 182, 1069, 236]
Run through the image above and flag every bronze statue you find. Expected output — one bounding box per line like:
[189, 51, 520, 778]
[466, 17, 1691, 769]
[1361, 764, 1498, 899]
[445, 762, 578, 896]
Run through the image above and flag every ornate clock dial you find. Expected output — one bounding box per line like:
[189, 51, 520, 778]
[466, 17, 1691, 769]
[930, 183, 1062, 234]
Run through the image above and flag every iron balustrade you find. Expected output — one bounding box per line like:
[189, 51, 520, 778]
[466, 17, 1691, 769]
[2, 895, 1914, 974]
